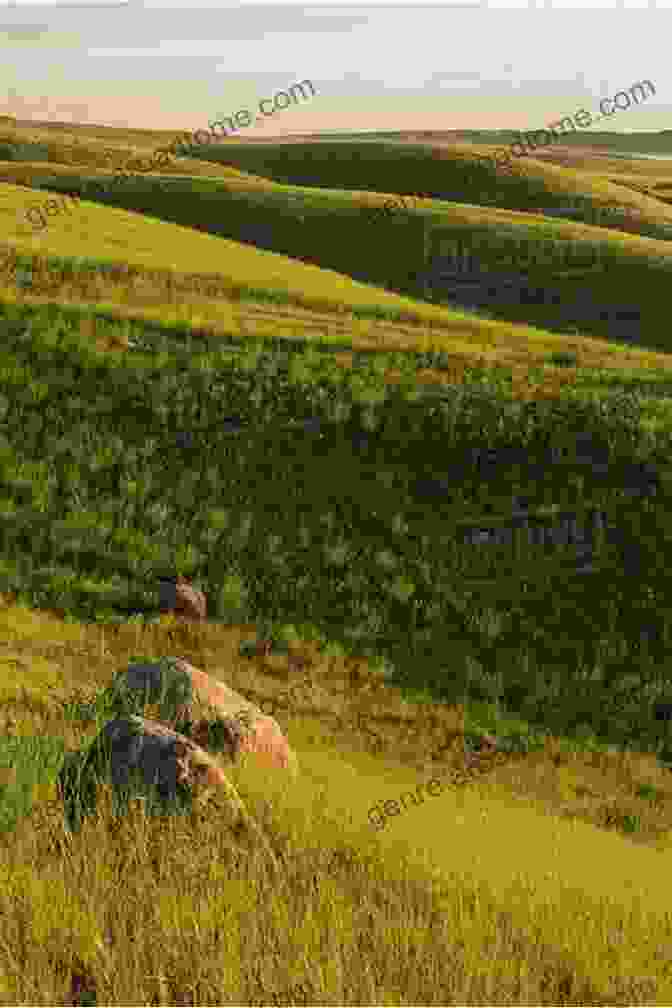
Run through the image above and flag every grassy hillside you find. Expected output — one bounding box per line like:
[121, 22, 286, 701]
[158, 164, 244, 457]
[0, 120, 265, 184]
[2, 598, 672, 1004]
[182, 138, 672, 234]
[487, 128, 672, 156]
[7, 174, 672, 380]
[8, 135, 672, 353]
[3, 120, 672, 1004]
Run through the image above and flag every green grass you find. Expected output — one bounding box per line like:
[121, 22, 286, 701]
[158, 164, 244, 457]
[3, 603, 672, 1005]
[11, 144, 672, 354]
[2, 121, 672, 1004]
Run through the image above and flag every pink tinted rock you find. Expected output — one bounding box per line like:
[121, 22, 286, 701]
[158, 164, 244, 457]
[96, 716, 284, 874]
[480, 734, 499, 752]
[169, 658, 299, 777]
[100, 716, 247, 811]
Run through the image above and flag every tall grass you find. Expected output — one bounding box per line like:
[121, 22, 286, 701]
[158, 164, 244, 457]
[2, 122, 672, 1004]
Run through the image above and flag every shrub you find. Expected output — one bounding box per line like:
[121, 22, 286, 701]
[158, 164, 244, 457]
[547, 350, 578, 368]
[1, 142, 51, 162]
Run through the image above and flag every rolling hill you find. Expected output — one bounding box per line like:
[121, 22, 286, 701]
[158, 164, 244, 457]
[3, 118, 672, 1006]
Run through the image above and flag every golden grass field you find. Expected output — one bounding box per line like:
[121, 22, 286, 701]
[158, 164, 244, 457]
[2, 118, 672, 1004]
[2, 597, 672, 1005]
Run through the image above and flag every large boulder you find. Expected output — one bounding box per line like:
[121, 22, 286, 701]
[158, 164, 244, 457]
[56, 716, 239, 825]
[101, 716, 245, 810]
[113, 657, 299, 776]
[57, 717, 281, 871]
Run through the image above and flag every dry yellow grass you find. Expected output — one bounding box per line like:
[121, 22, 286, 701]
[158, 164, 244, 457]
[336, 138, 672, 232]
[1, 598, 672, 1003]
[4, 125, 672, 1000]
[4, 173, 672, 382]
[0, 119, 264, 184]
[2, 120, 672, 383]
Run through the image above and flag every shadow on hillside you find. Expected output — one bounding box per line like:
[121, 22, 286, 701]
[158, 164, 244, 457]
[415, 255, 645, 347]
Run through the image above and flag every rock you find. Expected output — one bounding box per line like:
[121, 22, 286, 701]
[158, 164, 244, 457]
[463, 733, 500, 768]
[101, 716, 247, 810]
[171, 657, 300, 777]
[479, 733, 499, 752]
[59, 717, 281, 872]
[158, 575, 207, 621]
[240, 638, 275, 659]
[95, 330, 130, 354]
[114, 657, 299, 776]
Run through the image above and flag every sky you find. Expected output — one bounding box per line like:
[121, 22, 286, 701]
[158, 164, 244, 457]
[0, 1, 670, 140]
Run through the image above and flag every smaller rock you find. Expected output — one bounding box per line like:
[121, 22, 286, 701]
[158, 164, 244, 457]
[58, 717, 281, 872]
[158, 575, 207, 622]
[97, 716, 250, 823]
[479, 733, 499, 752]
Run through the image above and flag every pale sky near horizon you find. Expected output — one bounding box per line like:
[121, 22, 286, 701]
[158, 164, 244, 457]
[0, 2, 669, 140]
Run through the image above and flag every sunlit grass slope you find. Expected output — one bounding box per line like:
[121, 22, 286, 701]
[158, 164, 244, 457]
[434, 128, 672, 157]
[6, 173, 672, 379]
[0, 158, 261, 190]
[6, 119, 672, 230]
[5, 123, 672, 359]
[3, 116, 182, 149]
[3, 122, 672, 1003]
[8, 158, 672, 356]
[0, 119, 265, 184]
[8, 126, 672, 356]
[188, 138, 672, 238]
[1, 178, 465, 323]
[4, 178, 672, 380]
[1, 598, 672, 1004]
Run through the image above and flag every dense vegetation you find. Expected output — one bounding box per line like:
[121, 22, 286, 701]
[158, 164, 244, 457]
[18, 142, 672, 354]
[3, 121, 672, 1004]
[1, 297, 671, 764]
